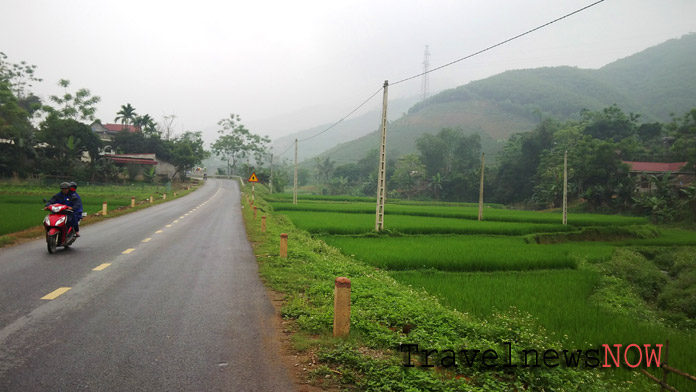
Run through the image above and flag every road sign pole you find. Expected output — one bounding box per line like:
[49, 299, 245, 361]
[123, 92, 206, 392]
[252, 184, 255, 201]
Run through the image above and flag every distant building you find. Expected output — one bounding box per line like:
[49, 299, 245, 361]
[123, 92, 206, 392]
[90, 121, 141, 142]
[102, 153, 177, 179]
[622, 161, 693, 192]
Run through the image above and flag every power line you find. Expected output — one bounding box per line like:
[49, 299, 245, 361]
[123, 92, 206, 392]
[275, 140, 295, 158]
[272, 85, 384, 158]
[273, 85, 384, 159]
[273, 0, 606, 162]
[391, 0, 606, 86]
[298, 86, 385, 143]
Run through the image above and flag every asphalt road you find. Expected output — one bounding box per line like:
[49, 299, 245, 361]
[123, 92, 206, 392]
[0, 179, 296, 391]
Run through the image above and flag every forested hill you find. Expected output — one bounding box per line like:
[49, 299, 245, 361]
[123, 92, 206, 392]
[314, 33, 696, 165]
[597, 33, 696, 120]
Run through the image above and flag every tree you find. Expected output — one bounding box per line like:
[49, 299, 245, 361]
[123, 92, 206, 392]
[390, 154, 426, 199]
[531, 124, 627, 209]
[211, 114, 270, 176]
[35, 113, 103, 174]
[0, 51, 42, 100]
[669, 108, 696, 172]
[114, 103, 138, 128]
[0, 80, 35, 176]
[313, 156, 335, 185]
[492, 119, 557, 204]
[134, 114, 158, 137]
[428, 173, 443, 200]
[47, 79, 101, 122]
[581, 105, 639, 142]
[416, 128, 481, 201]
[170, 131, 209, 180]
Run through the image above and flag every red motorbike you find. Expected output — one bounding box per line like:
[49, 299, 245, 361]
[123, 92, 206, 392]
[43, 203, 77, 253]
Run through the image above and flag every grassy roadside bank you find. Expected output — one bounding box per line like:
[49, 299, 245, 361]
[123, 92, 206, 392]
[241, 185, 648, 391]
[0, 181, 202, 248]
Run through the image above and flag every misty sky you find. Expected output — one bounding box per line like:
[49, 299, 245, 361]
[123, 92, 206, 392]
[2, 0, 694, 146]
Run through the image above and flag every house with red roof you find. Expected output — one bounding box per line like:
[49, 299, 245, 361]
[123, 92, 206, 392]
[622, 161, 694, 192]
[90, 121, 141, 142]
[100, 153, 177, 179]
[88, 121, 177, 179]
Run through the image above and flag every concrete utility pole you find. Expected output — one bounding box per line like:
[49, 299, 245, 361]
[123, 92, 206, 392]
[269, 153, 274, 194]
[478, 152, 485, 221]
[563, 150, 568, 225]
[293, 139, 298, 205]
[375, 81, 389, 231]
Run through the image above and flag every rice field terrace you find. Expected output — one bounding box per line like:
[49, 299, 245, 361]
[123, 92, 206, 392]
[271, 200, 648, 226]
[270, 194, 695, 388]
[281, 211, 577, 235]
[321, 235, 599, 271]
[390, 269, 695, 381]
[266, 193, 506, 208]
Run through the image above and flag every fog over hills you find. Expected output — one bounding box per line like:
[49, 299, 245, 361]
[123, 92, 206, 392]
[291, 33, 696, 167]
[270, 96, 420, 164]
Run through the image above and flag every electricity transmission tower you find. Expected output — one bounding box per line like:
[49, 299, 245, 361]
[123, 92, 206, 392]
[421, 45, 430, 100]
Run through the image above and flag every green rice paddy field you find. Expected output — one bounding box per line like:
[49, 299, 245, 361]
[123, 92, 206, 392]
[390, 269, 694, 384]
[282, 211, 575, 235]
[0, 184, 174, 235]
[321, 235, 610, 271]
[272, 201, 649, 226]
[273, 197, 696, 387]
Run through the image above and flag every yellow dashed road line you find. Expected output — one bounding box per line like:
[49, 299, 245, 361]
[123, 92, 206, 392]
[36, 189, 218, 302]
[93, 263, 111, 271]
[41, 287, 71, 300]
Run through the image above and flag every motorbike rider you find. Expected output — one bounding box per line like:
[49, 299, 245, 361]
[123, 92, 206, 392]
[46, 182, 81, 237]
[69, 182, 83, 237]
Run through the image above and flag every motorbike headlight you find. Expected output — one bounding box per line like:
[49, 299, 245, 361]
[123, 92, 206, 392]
[52, 206, 62, 213]
[56, 216, 66, 225]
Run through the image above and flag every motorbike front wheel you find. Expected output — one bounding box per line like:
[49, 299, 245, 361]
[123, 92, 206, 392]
[47, 233, 58, 254]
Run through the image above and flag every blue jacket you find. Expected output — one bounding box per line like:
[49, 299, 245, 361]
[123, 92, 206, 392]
[70, 191, 83, 217]
[47, 191, 82, 215]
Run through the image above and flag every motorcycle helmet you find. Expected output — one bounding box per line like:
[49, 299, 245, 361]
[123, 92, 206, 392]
[60, 182, 70, 189]
[70, 181, 77, 191]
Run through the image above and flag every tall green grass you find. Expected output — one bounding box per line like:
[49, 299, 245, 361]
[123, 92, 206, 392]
[284, 211, 574, 235]
[391, 269, 695, 389]
[272, 201, 648, 226]
[320, 235, 606, 271]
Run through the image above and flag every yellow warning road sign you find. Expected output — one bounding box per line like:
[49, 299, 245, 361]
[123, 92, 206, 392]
[248, 172, 259, 182]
